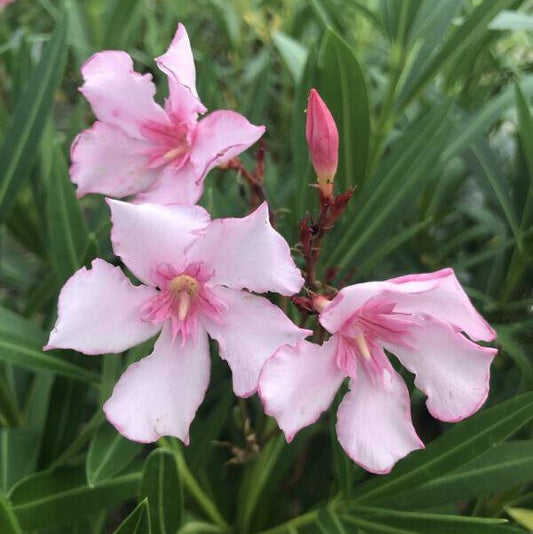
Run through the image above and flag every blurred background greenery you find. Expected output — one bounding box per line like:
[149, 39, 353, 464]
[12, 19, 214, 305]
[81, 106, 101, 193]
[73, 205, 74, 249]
[0, 0, 533, 532]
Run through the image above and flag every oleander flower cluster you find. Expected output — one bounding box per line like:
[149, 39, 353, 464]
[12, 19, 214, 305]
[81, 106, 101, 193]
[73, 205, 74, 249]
[46, 23, 497, 475]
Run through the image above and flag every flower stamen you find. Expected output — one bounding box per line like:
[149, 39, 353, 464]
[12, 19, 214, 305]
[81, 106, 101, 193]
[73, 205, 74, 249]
[355, 332, 371, 360]
[169, 275, 199, 320]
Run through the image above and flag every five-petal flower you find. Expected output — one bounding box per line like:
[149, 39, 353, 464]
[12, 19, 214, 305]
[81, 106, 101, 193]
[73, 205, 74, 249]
[259, 269, 497, 474]
[71, 23, 265, 205]
[45, 200, 309, 444]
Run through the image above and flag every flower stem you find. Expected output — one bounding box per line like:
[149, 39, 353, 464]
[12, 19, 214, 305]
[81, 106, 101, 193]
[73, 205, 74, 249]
[253, 510, 318, 534]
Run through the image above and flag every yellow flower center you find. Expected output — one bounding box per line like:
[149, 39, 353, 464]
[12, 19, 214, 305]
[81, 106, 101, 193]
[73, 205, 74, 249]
[169, 275, 199, 320]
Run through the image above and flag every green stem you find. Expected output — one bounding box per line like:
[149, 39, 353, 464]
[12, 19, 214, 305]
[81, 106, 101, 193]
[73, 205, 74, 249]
[254, 510, 318, 534]
[178, 521, 223, 533]
[160, 437, 230, 532]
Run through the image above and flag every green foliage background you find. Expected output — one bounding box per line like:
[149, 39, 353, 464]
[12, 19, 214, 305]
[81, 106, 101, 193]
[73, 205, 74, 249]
[0, 0, 533, 532]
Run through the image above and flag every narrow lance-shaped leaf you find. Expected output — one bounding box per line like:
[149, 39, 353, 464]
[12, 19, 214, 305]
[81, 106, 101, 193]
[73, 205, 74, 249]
[398, 0, 514, 107]
[354, 391, 533, 503]
[140, 449, 183, 534]
[380, 441, 533, 508]
[344, 506, 520, 534]
[113, 498, 151, 534]
[9, 466, 140, 529]
[0, 18, 68, 223]
[86, 422, 142, 487]
[46, 145, 90, 284]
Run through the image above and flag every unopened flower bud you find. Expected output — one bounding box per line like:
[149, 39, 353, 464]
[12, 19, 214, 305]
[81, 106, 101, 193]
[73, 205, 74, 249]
[312, 295, 331, 313]
[306, 89, 339, 198]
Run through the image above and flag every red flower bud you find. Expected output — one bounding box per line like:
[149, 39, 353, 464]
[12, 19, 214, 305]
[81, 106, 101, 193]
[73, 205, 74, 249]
[305, 89, 339, 198]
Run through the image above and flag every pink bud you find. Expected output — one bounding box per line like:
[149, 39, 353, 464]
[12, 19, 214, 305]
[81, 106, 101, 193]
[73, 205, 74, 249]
[312, 294, 331, 313]
[306, 89, 339, 198]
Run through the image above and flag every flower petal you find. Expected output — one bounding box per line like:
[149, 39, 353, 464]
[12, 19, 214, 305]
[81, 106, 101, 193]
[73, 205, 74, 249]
[80, 51, 167, 139]
[202, 286, 311, 397]
[103, 323, 210, 443]
[188, 202, 304, 295]
[336, 364, 424, 475]
[108, 199, 210, 285]
[387, 268, 496, 341]
[191, 110, 265, 176]
[71, 122, 157, 198]
[156, 23, 206, 120]
[45, 259, 159, 354]
[383, 315, 497, 422]
[259, 337, 345, 441]
[133, 162, 205, 205]
[320, 268, 495, 341]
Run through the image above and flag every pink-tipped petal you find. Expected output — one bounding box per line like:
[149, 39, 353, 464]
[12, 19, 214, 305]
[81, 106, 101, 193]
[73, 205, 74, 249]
[133, 162, 205, 206]
[387, 268, 496, 342]
[259, 337, 345, 441]
[191, 110, 265, 176]
[336, 366, 424, 475]
[156, 23, 206, 120]
[104, 323, 210, 443]
[80, 51, 167, 139]
[108, 199, 210, 286]
[320, 269, 495, 342]
[202, 286, 311, 397]
[71, 122, 157, 198]
[188, 202, 304, 295]
[320, 280, 437, 334]
[45, 259, 159, 355]
[383, 315, 497, 423]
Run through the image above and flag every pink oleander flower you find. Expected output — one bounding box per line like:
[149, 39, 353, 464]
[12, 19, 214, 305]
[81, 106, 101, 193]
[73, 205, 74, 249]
[259, 269, 497, 474]
[45, 200, 309, 443]
[306, 88, 339, 198]
[0, 0, 15, 7]
[71, 23, 265, 205]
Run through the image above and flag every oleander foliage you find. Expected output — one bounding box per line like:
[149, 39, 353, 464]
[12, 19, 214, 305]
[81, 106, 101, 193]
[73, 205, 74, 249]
[0, 0, 532, 532]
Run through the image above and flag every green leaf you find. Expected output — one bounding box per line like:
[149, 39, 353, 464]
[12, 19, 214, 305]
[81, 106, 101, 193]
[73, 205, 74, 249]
[345, 507, 518, 534]
[381, 441, 533, 508]
[442, 75, 533, 161]
[489, 10, 533, 31]
[329, 104, 451, 269]
[507, 507, 533, 531]
[0, 429, 41, 492]
[113, 499, 151, 534]
[0, 307, 44, 347]
[273, 31, 308, 84]
[398, 0, 514, 107]
[103, 0, 144, 49]
[37, 377, 89, 467]
[46, 146, 90, 284]
[317, 508, 347, 534]
[316, 29, 370, 190]
[0, 328, 99, 385]
[0, 492, 22, 534]
[140, 449, 183, 534]
[9, 466, 140, 529]
[237, 434, 286, 533]
[515, 82, 533, 230]
[86, 422, 142, 487]
[0, 18, 68, 224]
[497, 327, 533, 388]
[467, 140, 521, 249]
[354, 391, 533, 502]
